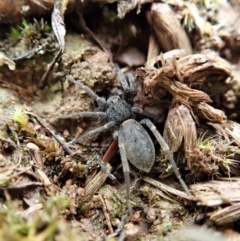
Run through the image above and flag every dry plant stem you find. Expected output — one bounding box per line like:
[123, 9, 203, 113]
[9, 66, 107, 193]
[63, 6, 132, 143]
[154, 189, 182, 205]
[143, 176, 194, 200]
[27, 143, 44, 170]
[11, 36, 54, 61]
[98, 194, 114, 234]
[39, 49, 63, 89]
[146, 32, 160, 63]
[107, 214, 127, 239]
[35, 168, 61, 192]
[15, 168, 40, 181]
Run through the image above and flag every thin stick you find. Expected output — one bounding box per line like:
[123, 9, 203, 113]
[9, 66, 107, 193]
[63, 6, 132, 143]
[26, 112, 86, 161]
[99, 194, 114, 234]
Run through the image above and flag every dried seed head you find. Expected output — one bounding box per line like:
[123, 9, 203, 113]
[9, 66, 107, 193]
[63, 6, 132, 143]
[163, 105, 198, 156]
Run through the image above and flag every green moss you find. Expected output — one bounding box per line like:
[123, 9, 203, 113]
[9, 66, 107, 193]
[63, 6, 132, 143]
[10, 27, 21, 40]
[11, 108, 29, 129]
[103, 6, 118, 23]
[0, 194, 84, 241]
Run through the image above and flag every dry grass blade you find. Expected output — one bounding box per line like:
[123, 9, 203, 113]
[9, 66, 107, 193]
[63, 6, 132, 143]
[142, 176, 194, 201]
[224, 121, 240, 146]
[84, 163, 112, 201]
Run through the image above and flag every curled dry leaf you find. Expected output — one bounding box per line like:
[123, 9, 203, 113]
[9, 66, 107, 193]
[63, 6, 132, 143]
[150, 3, 192, 55]
[140, 53, 233, 87]
[0, 52, 16, 70]
[136, 66, 212, 106]
[136, 53, 233, 123]
[52, 0, 66, 50]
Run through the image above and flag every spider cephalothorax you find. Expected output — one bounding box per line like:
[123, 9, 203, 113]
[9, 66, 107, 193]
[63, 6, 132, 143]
[106, 96, 132, 123]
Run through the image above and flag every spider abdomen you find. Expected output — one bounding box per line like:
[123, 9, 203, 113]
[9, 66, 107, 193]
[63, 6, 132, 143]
[119, 119, 155, 172]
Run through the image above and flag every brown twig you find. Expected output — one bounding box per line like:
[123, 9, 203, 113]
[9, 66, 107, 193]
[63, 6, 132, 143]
[99, 194, 114, 234]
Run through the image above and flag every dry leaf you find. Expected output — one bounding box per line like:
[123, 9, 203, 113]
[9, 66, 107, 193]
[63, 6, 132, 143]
[52, 0, 66, 50]
[150, 3, 192, 55]
[0, 52, 16, 70]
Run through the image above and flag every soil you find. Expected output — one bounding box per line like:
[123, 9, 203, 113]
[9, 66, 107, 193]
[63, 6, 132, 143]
[0, 1, 240, 241]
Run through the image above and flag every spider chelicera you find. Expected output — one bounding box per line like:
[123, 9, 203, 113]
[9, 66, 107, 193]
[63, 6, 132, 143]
[60, 67, 190, 218]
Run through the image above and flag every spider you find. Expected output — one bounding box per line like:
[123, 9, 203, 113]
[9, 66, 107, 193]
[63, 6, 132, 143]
[60, 67, 190, 218]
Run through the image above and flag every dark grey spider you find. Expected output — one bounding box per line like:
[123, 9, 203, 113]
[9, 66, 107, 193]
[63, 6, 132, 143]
[60, 67, 190, 218]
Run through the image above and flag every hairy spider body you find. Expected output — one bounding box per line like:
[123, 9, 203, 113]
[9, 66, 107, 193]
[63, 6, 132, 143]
[106, 96, 132, 123]
[60, 70, 190, 219]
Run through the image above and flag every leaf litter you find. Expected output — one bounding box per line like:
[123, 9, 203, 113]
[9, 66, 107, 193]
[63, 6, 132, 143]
[0, 0, 240, 240]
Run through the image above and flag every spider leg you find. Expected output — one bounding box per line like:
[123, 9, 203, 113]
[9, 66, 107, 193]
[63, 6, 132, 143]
[118, 133, 133, 219]
[58, 111, 107, 120]
[125, 73, 137, 98]
[74, 121, 116, 144]
[115, 64, 137, 103]
[132, 106, 159, 121]
[140, 118, 191, 195]
[66, 75, 107, 107]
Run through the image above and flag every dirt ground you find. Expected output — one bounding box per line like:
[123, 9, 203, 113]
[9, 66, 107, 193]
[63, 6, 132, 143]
[0, 0, 240, 241]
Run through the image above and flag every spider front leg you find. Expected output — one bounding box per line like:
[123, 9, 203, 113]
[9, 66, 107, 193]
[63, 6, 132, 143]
[116, 65, 137, 104]
[118, 134, 133, 219]
[59, 111, 107, 120]
[66, 75, 107, 107]
[140, 118, 191, 196]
